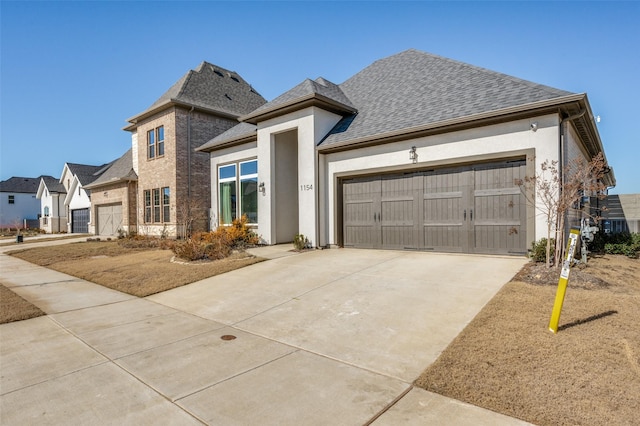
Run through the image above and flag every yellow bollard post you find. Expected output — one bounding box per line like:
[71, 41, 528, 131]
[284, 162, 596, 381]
[548, 228, 581, 334]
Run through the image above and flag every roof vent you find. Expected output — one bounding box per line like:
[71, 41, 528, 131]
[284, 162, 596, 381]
[225, 94, 232, 100]
[213, 69, 224, 77]
[227, 72, 240, 83]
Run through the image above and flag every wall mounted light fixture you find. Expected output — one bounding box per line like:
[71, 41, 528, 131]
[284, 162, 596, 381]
[258, 182, 265, 194]
[409, 146, 418, 163]
[530, 122, 538, 132]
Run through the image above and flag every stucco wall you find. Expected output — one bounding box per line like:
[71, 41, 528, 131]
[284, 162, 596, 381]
[0, 192, 40, 228]
[323, 114, 561, 247]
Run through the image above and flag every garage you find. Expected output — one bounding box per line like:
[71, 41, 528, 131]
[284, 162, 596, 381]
[96, 203, 123, 236]
[71, 208, 90, 234]
[342, 159, 527, 255]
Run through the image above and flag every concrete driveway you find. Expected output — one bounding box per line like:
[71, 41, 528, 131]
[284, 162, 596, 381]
[0, 244, 531, 425]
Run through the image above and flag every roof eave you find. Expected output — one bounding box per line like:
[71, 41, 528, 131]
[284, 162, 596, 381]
[241, 94, 357, 124]
[197, 134, 257, 153]
[318, 94, 588, 153]
[84, 176, 138, 190]
[123, 99, 241, 131]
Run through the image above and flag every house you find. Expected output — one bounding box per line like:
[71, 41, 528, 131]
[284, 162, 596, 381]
[84, 149, 137, 236]
[59, 162, 111, 233]
[0, 176, 46, 229]
[121, 61, 266, 237]
[36, 176, 68, 233]
[198, 49, 615, 255]
[601, 194, 640, 234]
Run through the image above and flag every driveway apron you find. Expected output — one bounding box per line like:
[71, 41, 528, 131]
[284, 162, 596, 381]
[1, 245, 531, 425]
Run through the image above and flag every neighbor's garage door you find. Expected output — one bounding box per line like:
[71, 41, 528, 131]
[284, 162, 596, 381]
[71, 208, 90, 234]
[97, 203, 123, 236]
[343, 159, 527, 255]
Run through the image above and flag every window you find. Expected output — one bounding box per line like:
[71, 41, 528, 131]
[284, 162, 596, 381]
[44, 206, 50, 216]
[144, 187, 170, 223]
[218, 159, 258, 225]
[144, 190, 152, 223]
[8, 195, 14, 204]
[162, 187, 170, 223]
[147, 125, 165, 159]
[153, 188, 161, 222]
[147, 129, 155, 159]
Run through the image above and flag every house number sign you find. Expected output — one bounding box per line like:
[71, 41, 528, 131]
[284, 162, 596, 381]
[300, 184, 313, 191]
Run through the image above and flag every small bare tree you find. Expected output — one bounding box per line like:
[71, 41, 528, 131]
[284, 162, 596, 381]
[176, 197, 208, 239]
[518, 153, 608, 267]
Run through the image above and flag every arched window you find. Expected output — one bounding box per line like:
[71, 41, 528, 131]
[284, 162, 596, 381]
[44, 206, 50, 217]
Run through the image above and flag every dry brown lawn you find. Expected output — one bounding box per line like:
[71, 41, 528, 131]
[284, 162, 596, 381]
[0, 284, 45, 323]
[8, 241, 264, 297]
[415, 255, 640, 426]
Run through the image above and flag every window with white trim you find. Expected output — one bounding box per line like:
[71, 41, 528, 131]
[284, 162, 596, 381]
[218, 159, 258, 225]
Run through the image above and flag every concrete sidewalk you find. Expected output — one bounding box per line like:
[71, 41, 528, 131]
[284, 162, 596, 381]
[1, 245, 533, 425]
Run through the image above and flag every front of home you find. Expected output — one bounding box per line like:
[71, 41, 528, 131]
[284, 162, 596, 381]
[0, 176, 44, 229]
[199, 49, 614, 255]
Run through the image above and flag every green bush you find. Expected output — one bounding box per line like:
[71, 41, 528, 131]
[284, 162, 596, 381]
[603, 233, 640, 258]
[530, 238, 555, 263]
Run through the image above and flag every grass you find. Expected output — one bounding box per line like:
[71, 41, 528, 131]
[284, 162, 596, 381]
[0, 284, 45, 323]
[415, 255, 640, 426]
[8, 240, 264, 297]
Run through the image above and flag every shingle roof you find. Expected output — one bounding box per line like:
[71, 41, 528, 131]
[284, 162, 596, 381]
[318, 49, 575, 148]
[127, 61, 266, 125]
[41, 176, 66, 193]
[197, 122, 258, 152]
[66, 163, 111, 186]
[0, 176, 52, 193]
[242, 77, 356, 123]
[84, 149, 137, 189]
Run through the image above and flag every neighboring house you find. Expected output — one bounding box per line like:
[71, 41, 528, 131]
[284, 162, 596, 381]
[602, 194, 640, 234]
[59, 162, 111, 233]
[0, 176, 45, 229]
[84, 149, 138, 236]
[36, 176, 68, 233]
[122, 61, 266, 237]
[198, 49, 615, 256]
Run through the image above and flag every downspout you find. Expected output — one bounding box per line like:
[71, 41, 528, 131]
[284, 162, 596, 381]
[187, 106, 194, 237]
[558, 107, 586, 248]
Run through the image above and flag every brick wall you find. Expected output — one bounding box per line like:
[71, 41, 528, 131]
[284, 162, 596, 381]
[132, 107, 238, 237]
[90, 180, 138, 235]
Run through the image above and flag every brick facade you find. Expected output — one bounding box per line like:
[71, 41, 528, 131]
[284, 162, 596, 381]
[132, 107, 238, 237]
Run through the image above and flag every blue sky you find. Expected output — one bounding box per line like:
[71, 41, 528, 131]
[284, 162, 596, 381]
[1, 1, 638, 194]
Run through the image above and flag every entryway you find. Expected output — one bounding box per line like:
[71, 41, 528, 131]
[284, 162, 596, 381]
[342, 159, 527, 255]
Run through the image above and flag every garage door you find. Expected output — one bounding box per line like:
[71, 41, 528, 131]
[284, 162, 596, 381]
[71, 208, 90, 234]
[97, 203, 123, 236]
[343, 159, 527, 255]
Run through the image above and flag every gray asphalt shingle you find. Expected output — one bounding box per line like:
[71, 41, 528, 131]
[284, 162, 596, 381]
[85, 149, 137, 189]
[0, 176, 52, 193]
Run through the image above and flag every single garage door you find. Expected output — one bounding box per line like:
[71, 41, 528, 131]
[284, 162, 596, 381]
[71, 208, 90, 234]
[97, 203, 123, 236]
[343, 159, 527, 255]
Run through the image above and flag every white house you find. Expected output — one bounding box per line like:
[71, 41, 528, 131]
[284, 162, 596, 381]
[58, 162, 111, 233]
[0, 176, 44, 229]
[198, 50, 615, 256]
[36, 176, 68, 233]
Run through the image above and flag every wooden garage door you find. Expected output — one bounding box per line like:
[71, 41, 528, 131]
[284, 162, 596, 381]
[343, 159, 527, 255]
[71, 208, 89, 234]
[97, 203, 123, 236]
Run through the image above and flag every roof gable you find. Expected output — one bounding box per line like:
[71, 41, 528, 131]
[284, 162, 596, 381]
[127, 61, 267, 125]
[319, 49, 575, 148]
[242, 77, 356, 123]
[85, 149, 137, 189]
[64, 162, 111, 186]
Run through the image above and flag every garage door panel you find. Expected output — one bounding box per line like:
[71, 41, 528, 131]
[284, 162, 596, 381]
[97, 204, 123, 236]
[342, 159, 527, 255]
[71, 208, 89, 234]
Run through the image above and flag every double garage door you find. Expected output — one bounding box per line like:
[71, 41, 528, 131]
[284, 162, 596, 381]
[96, 203, 123, 236]
[343, 159, 527, 255]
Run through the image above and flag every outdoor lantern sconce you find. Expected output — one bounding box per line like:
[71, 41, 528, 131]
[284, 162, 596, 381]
[530, 122, 538, 132]
[258, 182, 265, 194]
[409, 146, 418, 163]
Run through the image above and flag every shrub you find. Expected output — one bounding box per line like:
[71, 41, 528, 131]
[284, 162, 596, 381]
[210, 215, 260, 249]
[592, 232, 640, 258]
[172, 238, 207, 261]
[293, 234, 310, 251]
[530, 238, 555, 263]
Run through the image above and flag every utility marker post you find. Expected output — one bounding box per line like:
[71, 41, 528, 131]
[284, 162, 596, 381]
[548, 228, 581, 334]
